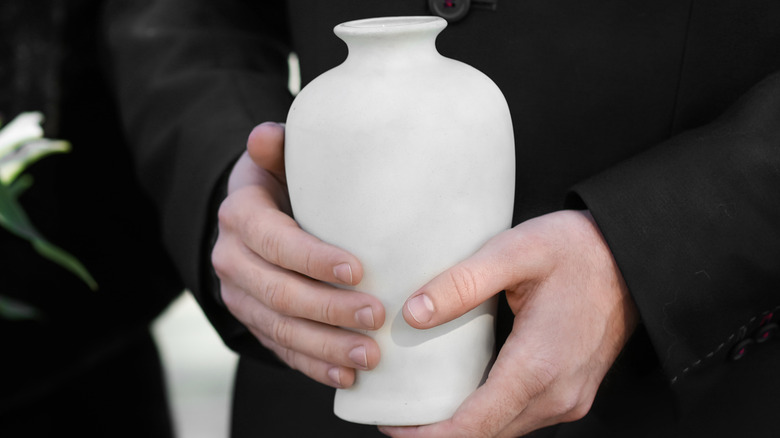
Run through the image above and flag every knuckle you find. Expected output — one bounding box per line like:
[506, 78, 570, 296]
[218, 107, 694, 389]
[564, 403, 591, 423]
[235, 294, 264, 329]
[288, 234, 323, 279]
[264, 278, 291, 313]
[260, 227, 284, 264]
[451, 414, 492, 438]
[319, 294, 338, 325]
[300, 242, 336, 281]
[303, 247, 315, 277]
[217, 196, 238, 228]
[260, 333, 332, 386]
[448, 266, 480, 308]
[560, 393, 593, 422]
[317, 337, 341, 364]
[271, 316, 295, 348]
[542, 384, 592, 422]
[210, 240, 233, 280]
[251, 300, 279, 338]
[255, 333, 274, 352]
[551, 394, 580, 418]
[319, 338, 330, 359]
[301, 358, 320, 380]
[219, 285, 238, 312]
[280, 346, 299, 370]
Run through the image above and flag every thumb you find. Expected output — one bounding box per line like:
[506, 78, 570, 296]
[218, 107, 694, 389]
[402, 235, 514, 329]
[247, 121, 286, 184]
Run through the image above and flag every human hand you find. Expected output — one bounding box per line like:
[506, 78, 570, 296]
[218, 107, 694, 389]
[380, 210, 639, 437]
[211, 122, 385, 388]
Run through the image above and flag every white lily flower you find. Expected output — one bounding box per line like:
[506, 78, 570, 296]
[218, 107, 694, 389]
[0, 139, 71, 185]
[0, 112, 70, 185]
[0, 112, 46, 158]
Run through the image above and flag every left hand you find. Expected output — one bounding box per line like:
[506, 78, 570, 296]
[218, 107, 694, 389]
[379, 210, 639, 438]
[213, 123, 384, 389]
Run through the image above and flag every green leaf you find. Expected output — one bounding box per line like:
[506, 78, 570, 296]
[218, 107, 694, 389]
[32, 239, 99, 291]
[0, 183, 40, 240]
[0, 294, 43, 320]
[0, 111, 98, 294]
[0, 184, 98, 291]
[8, 174, 34, 197]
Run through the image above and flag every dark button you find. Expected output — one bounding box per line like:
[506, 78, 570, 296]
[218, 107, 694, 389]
[755, 323, 778, 343]
[730, 338, 754, 361]
[429, 0, 471, 22]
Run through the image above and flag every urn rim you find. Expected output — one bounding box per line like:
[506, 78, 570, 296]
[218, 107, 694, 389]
[335, 16, 446, 37]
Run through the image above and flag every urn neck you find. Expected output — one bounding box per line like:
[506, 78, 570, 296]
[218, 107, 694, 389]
[334, 17, 446, 66]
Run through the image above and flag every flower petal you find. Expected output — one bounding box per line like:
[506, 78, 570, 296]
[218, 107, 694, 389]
[0, 112, 45, 158]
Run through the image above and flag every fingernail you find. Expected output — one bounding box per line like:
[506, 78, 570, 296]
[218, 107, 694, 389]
[355, 306, 376, 329]
[333, 263, 353, 284]
[407, 294, 435, 324]
[349, 345, 368, 369]
[328, 367, 342, 387]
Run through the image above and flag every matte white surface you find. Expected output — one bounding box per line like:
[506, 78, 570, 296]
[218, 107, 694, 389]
[285, 16, 515, 425]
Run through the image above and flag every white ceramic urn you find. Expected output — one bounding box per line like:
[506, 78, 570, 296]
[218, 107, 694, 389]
[284, 16, 515, 426]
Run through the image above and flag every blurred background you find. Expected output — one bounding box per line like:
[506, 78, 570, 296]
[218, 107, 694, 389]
[153, 293, 237, 438]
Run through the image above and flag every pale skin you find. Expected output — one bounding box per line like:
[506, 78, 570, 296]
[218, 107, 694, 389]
[212, 121, 640, 437]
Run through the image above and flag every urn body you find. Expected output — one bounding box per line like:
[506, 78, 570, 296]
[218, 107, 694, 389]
[285, 16, 515, 426]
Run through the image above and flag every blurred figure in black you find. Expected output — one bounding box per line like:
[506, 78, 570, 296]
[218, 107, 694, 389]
[1, 1, 181, 436]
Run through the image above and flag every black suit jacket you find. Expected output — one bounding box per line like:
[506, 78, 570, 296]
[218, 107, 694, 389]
[106, 1, 780, 436]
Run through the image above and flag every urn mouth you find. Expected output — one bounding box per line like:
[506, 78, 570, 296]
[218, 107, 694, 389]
[335, 16, 446, 37]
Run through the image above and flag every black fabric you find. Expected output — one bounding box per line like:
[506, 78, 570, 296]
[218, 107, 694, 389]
[0, 0, 65, 129]
[572, 71, 780, 401]
[231, 357, 386, 438]
[104, 0, 293, 361]
[103, 0, 780, 436]
[1, 332, 174, 437]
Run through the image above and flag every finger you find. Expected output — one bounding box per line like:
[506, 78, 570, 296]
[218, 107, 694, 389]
[251, 328, 356, 389]
[215, 234, 382, 329]
[492, 393, 591, 438]
[377, 385, 509, 437]
[218, 184, 365, 286]
[226, 151, 293, 215]
[241, 191, 365, 286]
[212, 227, 377, 329]
[247, 121, 286, 183]
[379, 353, 533, 438]
[423, 331, 590, 438]
[249, 259, 382, 330]
[402, 232, 517, 329]
[220, 282, 381, 372]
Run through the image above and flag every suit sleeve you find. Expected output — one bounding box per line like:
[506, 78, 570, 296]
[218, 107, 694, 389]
[571, 71, 780, 396]
[103, 0, 293, 361]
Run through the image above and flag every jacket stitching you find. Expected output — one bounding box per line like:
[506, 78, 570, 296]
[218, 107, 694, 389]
[669, 305, 780, 384]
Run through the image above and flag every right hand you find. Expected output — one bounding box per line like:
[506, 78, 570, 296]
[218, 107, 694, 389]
[211, 122, 385, 388]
